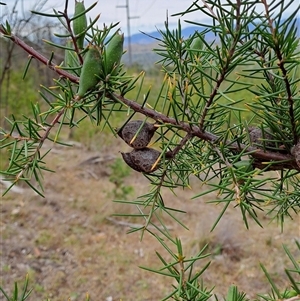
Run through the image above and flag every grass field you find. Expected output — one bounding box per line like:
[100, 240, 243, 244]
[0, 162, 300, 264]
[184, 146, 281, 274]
[1, 130, 299, 300]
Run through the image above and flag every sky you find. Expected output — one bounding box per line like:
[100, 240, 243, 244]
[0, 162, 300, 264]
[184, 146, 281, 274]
[2, 0, 300, 36]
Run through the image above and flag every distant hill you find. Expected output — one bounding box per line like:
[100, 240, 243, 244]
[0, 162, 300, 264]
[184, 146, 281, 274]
[123, 18, 300, 67]
[125, 18, 300, 45]
[125, 26, 213, 45]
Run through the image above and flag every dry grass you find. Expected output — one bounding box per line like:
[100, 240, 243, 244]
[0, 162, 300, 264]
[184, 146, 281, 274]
[1, 140, 299, 301]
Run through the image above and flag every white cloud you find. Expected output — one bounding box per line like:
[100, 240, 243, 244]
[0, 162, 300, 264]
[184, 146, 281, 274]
[2, 0, 299, 36]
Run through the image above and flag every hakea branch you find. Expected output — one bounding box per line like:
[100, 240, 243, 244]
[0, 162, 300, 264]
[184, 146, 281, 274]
[0, 26, 80, 84]
[166, 133, 193, 158]
[142, 133, 193, 229]
[61, 3, 84, 65]
[198, 0, 241, 131]
[240, 40, 276, 90]
[261, 0, 297, 145]
[200, 0, 218, 20]
[111, 93, 299, 171]
[13, 108, 66, 183]
[212, 145, 241, 204]
[1, 27, 298, 172]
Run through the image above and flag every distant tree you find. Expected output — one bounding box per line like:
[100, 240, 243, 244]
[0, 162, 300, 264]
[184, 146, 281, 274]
[0, 0, 60, 127]
[0, 0, 300, 300]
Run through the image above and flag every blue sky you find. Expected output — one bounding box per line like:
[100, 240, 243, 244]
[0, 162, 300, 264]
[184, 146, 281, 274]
[2, 0, 300, 36]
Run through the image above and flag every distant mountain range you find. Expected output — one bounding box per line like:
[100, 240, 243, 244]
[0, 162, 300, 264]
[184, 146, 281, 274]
[125, 18, 300, 45]
[124, 26, 213, 45]
[122, 19, 300, 67]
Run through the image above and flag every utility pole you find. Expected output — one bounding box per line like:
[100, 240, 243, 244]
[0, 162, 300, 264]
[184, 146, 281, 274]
[116, 0, 139, 66]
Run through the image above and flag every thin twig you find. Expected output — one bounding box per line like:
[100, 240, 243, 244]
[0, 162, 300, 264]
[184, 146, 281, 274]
[1, 26, 298, 172]
[200, 0, 218, 20]
[112, 92, 299, 171]
[198, 0, 242, 131]
[212, 145, 241, 203]
[62, 2, 84, 65]
[15, 108, 66, 183]
[261, 0, 297, 145]
[106, 216, 174, 230]
[0, 28, 79, 83]
[166, 133, 193, 158]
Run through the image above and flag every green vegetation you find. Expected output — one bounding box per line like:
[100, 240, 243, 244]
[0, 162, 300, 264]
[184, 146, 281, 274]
[109, 157, 134, 199]
[1, 0, 300, 300]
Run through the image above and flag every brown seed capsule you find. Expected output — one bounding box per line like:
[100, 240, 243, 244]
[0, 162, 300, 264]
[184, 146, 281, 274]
[130, 148, 161, 173]
[248, 127, 274, 148]
[121, 152, 143, 172]
[118, 120, 157, 149]
[121, 148, 161, 173]
[291, 141, 300, 168]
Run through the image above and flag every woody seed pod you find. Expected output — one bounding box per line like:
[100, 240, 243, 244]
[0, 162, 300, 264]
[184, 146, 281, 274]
[118, 120, 157, 149]
[76, 45, 102, 99]
[73, 0, 87, 50]
[130, 148, 161, 173]
[291, 141, 300, 169]
[248, 127, 274, 148]
[121, 148, 161, 173]
[105, 31, 124, 75]
[121, 152, 143, 172]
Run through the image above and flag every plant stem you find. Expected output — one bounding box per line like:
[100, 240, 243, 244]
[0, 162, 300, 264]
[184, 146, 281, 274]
[0, 28, 79, 84]
[112, 92, 298, 171]
[1, 28, 298, 172]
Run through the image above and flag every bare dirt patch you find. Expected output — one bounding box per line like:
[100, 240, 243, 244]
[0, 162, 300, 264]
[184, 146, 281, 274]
[1, 141, 299, 300]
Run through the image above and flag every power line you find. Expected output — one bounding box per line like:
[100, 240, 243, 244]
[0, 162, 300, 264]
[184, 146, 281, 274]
[139, 0, 157, 17]
[116, 0, 139, 65]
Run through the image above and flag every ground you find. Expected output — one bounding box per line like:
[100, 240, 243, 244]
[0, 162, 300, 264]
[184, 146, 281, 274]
[1, 139, 299, 301]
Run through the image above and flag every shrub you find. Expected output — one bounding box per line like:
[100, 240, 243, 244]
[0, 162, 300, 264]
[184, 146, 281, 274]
[0, 0, 299, 300]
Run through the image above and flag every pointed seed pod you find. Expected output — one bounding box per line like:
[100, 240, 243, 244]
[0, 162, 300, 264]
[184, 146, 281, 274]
[76, 45, 102, 98]
[233, 160, 254, 184]
[190, 33, 204, 61]
[284, 290, 298, 298]
[190, 34, 203, 50]
[118, 120, 157, 149]
[105, 31, 124, 75]
[233, 160, 253, 173]
[73, 0, 87, 50]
